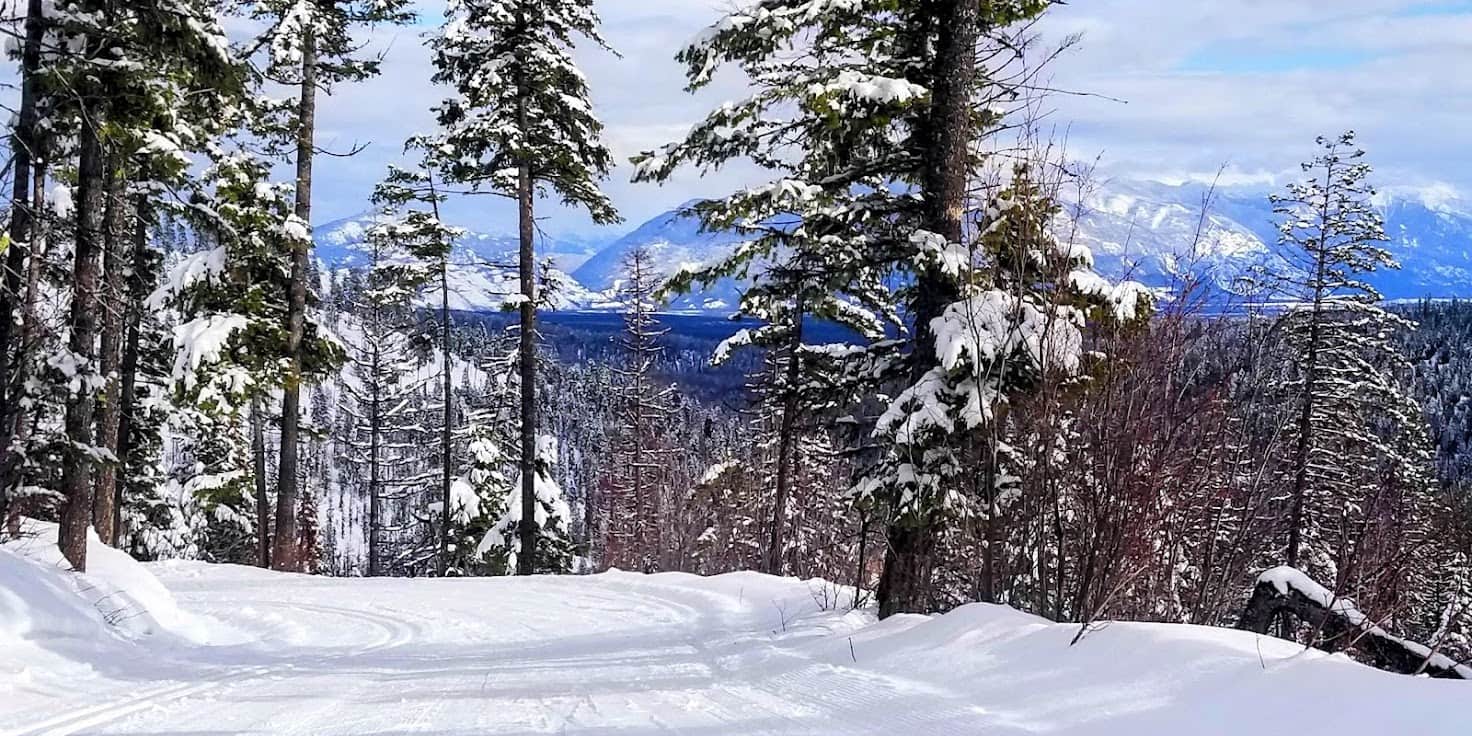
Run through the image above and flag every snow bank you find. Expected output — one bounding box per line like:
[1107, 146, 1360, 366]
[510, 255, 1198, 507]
[4, 561, 1467, 734]
[599, 570, 1469, 734]
[1, 519, 211, 642]
[0, 548, 114, 641]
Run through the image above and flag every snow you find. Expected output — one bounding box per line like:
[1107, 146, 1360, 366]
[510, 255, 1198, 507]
[480, 436, 572, 567]
[2, 520, 216, 643]
[51, 183, 74, 219]
[810, 70, 926, 104]
[148, 246, 228, 310]
[0, 559, 1466, 734]
[932, 291, 1085, 378]
[136, 132, 191, 169]
[171, 314, 249, 388]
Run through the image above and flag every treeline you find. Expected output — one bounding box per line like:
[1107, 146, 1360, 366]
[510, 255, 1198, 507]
[1, 0, 1467, 676]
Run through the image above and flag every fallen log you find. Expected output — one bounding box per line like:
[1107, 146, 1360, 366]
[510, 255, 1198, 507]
[1237, 566, 1469, 680]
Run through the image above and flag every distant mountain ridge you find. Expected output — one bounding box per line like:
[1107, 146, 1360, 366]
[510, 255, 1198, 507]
[314, 180, 1472, 313]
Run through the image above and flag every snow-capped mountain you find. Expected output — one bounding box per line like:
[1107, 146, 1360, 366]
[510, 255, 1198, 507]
[570, 200, 749, 312]
[313, 213, 600, 311]
[1064, 179, 1277, 294]
[314, 182, 1472, 315]
[1071, 179, 1472, 300]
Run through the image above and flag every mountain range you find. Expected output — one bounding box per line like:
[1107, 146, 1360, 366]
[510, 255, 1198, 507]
[314, 179, 1472, 313]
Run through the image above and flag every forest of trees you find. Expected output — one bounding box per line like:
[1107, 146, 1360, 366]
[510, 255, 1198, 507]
[0, 0, 1468, 677]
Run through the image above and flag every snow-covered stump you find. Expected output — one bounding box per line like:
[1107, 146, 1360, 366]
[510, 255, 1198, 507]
[1238, 566, 1470, 680]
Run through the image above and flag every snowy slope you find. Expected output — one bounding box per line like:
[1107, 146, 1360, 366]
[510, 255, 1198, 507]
[1, 560, 1466, 734]
[1066, 179, 1277, 294]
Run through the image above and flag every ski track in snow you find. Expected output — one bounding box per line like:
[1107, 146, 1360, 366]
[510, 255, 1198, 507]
[1, 599, 418, 736]
[4, 564, 1469, 735]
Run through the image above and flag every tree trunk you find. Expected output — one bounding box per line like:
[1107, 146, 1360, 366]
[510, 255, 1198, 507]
[113, 198, 150, 545]
[0, 0, 45, 514]
[368, 339, 382, 577]
[1238, 573, 1469, 680]
[6, 163, 48, 533]
[1286, 226, 1332, 571]
[273, 27, 317, 573]
[515, 152, 538, 576]
[877, 520, 938, 618]
[432, 176, 453, 577]
[877, 0, 978, 618]
[58, 124, 109, 571]
[93, 163, 128, 546]
[251, 397, 270, 568]
[766, 299, 804, 576]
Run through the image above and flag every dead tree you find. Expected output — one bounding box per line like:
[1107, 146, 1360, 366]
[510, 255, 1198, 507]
[1238, 568, 1470, 680]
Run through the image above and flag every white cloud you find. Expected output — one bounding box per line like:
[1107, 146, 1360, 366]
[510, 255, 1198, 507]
[1037, 1, 1472, 198]
[299, 0, 1472, 235]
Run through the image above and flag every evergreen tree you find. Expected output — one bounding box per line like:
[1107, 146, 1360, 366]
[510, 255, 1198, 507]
[251, 0, 414, 573]
[0, 0, 47, 522]
[153, 143, 339, 564]
[340, 203, 438, 576]
[604, 247, 675, 571]
[444, 422, 511, 575]
[481, 434, 573, 575]
[44, 0, 244, 570]
[367, 162, 459, 574]
[418, 0, 620, 575]
[635, 0, 1144, 614]
[1258, 133, 1443, 603]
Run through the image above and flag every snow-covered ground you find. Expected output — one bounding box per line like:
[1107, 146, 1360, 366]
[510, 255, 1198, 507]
[2, 528, 1468, 735]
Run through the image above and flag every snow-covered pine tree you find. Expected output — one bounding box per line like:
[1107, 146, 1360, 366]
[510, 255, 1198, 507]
[152, 128, 342, 564]
[93, 16, 245, 548]
[0, 0, 47, 523]
[480, 434, 573, 575]
[153, 156, 289, 564]
[603, 246, 675, 572]
[442, 422, 510, 575]
[635, 0, 1145, 615]
[40, 0, 244, 569]
[339, 195, 440, 576]
[418, 0, 620, 575]
[250, 0, 413, 572]
[1259, 132, 1445, 610]
[686, 459, 762, 575]
[367, 162, 460, 575]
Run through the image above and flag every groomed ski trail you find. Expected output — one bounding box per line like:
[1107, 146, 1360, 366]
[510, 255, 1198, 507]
[4, 563, 1467, 735]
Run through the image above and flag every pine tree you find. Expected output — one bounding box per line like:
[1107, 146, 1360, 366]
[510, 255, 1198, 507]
[604, 247, 675, 571]
[1259, 133, 1443, 601]
[686, 459, 762, 574]
[153, 140, 340, 564]
[481, 434, 573, 575]
[418, 0, 620, 575]
[0, 0, 47, 522]
[44, 0, 244, 570]
[635, 0, 1147, 614]
[367, 162, 459, 575]
[436, 421, 506, 575]
[252, 0, 414, 572]
[340, 200, 439, 576]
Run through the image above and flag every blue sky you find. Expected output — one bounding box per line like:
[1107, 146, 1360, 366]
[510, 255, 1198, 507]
[306, 0, 1472, 236]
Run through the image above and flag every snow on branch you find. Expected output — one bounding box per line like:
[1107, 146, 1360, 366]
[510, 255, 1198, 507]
[1239, 566, 1471, 680]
